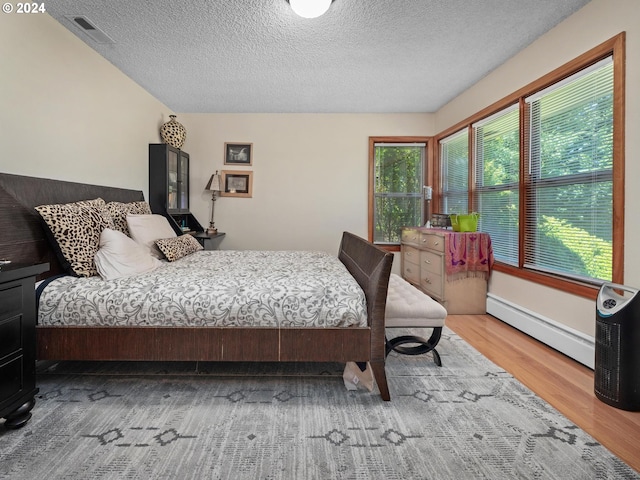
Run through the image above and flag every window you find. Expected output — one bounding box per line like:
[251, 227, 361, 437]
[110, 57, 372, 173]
[433, 33, 624, 298]
[474, 105, 520, 265]
[440, 130, 469, 215]
[524, 57, 614, 282]
[368, 138, 428, 246]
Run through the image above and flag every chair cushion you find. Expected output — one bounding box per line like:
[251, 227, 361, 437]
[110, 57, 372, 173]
[385, 274, 447, 328]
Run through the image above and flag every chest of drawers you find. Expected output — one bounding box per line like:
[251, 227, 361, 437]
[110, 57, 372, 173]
[401, 228, 489, 314]
[1, 263, 48, 429]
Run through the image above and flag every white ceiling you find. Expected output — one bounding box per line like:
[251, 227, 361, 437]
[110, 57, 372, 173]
[45, 0, 591, 113]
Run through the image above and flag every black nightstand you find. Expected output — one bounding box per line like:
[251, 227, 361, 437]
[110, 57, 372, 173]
[192, 232, 226, 251]
[0, 262, 48, 429]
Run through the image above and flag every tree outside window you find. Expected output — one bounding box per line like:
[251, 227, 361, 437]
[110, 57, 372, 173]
[369, 139, 427, 246]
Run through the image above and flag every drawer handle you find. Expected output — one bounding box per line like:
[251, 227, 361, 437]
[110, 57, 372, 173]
[406, 252, 413, 257]
[421, 238, 427, 243]
[423, 277, 432, 284]
[433, 241, 440, 246]
[406, 268, 413, 273]
[423, 259, 431, 264]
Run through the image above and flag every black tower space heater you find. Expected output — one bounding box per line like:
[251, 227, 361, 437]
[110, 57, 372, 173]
[595, 283, 640, 411]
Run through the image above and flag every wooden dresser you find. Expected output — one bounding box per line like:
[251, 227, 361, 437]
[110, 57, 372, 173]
[401, 227, 492, 314]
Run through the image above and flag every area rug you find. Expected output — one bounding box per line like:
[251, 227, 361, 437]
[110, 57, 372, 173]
[0, 328, 637, 479]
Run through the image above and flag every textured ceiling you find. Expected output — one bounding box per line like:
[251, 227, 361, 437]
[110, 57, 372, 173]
[45, 0, 591, 113]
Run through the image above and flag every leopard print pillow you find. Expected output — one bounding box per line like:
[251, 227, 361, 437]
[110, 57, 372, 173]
[35, 198, 114, 277]
[106, 201, 152, 236]
[155, 234, 203, 262]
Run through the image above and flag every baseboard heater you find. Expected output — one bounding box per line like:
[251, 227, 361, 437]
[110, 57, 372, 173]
[486, 293, 595, 369]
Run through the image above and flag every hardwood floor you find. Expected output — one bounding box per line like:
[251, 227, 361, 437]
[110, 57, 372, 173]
[446, 314, 640, 474]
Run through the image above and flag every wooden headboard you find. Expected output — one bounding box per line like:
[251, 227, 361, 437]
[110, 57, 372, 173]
[0, 173, 144, 279]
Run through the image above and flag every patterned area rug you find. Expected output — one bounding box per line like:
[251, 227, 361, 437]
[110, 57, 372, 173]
[1, 328, 637, 479]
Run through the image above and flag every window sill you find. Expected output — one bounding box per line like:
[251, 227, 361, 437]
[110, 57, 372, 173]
[374, 244, 401, 253]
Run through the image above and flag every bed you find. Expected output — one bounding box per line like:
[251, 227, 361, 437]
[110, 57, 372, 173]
[0, 173, 394, 400]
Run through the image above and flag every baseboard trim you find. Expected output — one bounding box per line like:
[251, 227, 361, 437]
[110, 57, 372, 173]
[486, 294, 595, 369]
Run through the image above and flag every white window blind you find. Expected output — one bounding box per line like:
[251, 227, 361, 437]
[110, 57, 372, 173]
[524, 57, 613, 282]
[474, 105, 520, 265]
[439, 130, 468, 215]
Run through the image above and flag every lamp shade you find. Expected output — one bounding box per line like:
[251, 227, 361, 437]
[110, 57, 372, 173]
[288, 0, 332, 18]
[205, 171, 221, 192]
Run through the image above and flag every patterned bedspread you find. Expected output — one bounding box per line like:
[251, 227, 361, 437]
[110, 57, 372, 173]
[38, 251, 368, 328]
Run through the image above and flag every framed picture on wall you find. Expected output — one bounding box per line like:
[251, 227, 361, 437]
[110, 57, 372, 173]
[220, 170, 253, 198]
[224, 143, 253, 166]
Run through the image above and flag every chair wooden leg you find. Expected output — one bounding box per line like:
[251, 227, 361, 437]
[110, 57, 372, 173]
[370, 361, 390, 401]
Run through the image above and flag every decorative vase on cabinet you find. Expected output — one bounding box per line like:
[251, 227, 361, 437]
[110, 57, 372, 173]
[160, 115, 186, 149]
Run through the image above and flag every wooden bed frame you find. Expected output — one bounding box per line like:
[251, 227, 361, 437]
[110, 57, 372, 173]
[0, 173, 394, 400]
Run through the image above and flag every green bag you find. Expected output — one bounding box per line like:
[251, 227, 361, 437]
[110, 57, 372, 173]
[449, 213, 479, 232]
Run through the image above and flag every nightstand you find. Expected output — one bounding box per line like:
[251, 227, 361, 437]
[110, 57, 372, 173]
[193, 232, 226, 251]
[0, 262, 48, 429]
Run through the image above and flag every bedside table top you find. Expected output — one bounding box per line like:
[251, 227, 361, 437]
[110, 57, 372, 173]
[192, 232, 226, 240]
[0, 263, 49, 283]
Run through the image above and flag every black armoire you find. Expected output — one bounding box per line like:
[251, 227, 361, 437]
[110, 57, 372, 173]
[148, 143, 204, 235]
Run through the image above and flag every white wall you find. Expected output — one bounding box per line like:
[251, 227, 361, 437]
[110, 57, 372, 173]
[0, 13, 171, 195]
[180, 113, 433, 255]
[435, 0, 639, 337]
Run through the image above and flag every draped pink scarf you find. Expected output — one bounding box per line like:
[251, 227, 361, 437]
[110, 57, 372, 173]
[444, 232, 494, 280]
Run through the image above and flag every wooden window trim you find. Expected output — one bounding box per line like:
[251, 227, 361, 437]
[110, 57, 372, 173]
[433, 32, 625, 300]
[368, 136, 432, 250]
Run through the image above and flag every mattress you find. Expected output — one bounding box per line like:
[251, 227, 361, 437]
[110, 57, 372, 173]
[37, 250, 368, 328]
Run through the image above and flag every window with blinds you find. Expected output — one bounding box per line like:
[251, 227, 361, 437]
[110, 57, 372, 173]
[372, 142, 426, 244]
[433, 34, 623, 295]
[474, 105, 520, 265]
[524, 57, 614, 282]
[440, 130, 469, 215]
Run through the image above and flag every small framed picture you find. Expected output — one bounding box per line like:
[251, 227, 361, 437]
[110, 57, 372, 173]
[220, 170, 253, 198]
[224, 142, 253, 166]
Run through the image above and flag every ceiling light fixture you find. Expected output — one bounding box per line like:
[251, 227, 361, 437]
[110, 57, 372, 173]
[287, 0, 334, 19]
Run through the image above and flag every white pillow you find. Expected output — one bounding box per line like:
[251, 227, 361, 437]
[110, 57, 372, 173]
[126, 214, 177, 259]
[94, 229, 162, 280]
